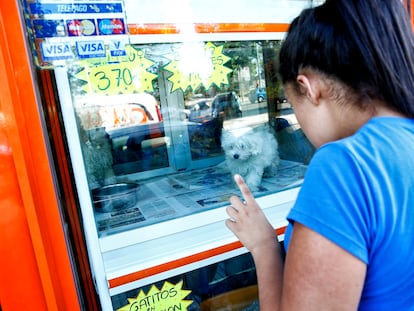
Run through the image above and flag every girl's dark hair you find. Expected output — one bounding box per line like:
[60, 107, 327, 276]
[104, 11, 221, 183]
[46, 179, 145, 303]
[279, 0, 414, 117]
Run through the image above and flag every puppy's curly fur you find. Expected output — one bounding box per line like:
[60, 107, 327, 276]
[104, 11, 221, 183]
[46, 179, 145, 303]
[221, 125, 280, 191]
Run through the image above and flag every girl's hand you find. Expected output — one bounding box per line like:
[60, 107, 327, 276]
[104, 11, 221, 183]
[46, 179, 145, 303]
[225, 174, 278, 255]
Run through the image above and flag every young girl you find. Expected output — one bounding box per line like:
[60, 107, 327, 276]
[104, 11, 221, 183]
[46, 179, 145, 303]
[226, 0, 414, 310]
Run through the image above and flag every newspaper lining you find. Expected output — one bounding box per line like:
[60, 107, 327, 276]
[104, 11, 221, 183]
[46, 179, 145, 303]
[95, 160, 306, 236]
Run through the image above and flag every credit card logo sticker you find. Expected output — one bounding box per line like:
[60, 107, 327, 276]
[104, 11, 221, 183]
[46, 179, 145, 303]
[41, 42, 73, 61]
[33, 19, 66, 38]
[76, 40, 106, 58]
[67, 19, 97, 36]
[98, 18, 125, 35]
[29, 3, 124, 15]
[109, 40, 127, 56]
[25, 1, 128, 67]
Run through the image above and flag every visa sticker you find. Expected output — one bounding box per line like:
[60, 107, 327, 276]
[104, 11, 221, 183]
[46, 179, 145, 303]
[41, 41, 73, 61]
[109, 40, 126, 56]
[76, 40, 106, 59]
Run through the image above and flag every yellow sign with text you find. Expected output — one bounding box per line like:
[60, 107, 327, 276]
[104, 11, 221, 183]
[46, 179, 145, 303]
[117, 281, 193, 311]
[75, 45, 157, 95]
[164, 42, 232, 92]
[75, 42, 232, 96]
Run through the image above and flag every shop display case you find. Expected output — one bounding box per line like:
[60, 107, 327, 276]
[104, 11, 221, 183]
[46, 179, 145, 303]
[21, 0, 321, 309]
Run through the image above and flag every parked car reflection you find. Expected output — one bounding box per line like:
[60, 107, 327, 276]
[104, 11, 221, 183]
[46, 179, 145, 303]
[188, 100, 213, 123]
[249, 88, 267, 104]
[211, 92, 242, 119]
[92, 93, 168, 175]
[187, 99, 223, 160]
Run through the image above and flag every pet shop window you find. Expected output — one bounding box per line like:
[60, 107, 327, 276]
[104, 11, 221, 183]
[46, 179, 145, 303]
[56, 39, 315, 238]
[23, 0, 320, 309]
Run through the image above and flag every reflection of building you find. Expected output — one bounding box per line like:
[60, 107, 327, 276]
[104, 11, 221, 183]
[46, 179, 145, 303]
[240, 66, 251, 81]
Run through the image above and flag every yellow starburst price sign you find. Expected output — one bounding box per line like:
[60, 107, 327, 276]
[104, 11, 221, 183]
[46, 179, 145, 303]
[117, 281, 193, 311]
[75, 45, 157, 95]
[163, 42, 232, 92]
[204, 42, 233, 88]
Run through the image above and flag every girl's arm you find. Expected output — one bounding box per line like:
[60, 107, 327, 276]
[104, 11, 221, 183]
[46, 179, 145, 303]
[226, 174, 366, 310]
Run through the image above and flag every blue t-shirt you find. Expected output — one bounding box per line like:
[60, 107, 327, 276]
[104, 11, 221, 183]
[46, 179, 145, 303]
[284, 117, 414, 310]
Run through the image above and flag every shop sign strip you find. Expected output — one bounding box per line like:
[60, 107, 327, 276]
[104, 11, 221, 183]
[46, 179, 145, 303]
[128, 23, 290, 35]
[108, 227, 287, 289]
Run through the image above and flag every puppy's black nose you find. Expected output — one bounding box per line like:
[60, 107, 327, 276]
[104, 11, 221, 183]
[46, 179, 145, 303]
[233, 154, 239, 159]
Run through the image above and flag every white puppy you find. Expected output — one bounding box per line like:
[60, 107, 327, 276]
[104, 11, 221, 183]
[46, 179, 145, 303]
[221, 125, 280, 191]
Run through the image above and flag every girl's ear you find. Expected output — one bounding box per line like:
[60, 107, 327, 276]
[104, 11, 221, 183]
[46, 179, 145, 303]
[296, 74, 321, 106]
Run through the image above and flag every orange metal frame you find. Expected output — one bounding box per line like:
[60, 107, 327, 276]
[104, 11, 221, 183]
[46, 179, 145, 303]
[108, 227, 287, 289]
[0, 2, 80, 311]
[39, 70, 100, 311]
[128, 22, 290, 35]
[1, 1, 413, 311]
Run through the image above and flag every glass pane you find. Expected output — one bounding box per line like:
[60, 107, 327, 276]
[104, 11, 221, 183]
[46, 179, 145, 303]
[72, 93, 168, 180]
[111, 252, 259, 311]
[65, 39, 314, 236]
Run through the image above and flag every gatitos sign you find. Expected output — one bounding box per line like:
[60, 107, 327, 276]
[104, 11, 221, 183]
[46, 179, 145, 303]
[117, 281, 193, 311]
